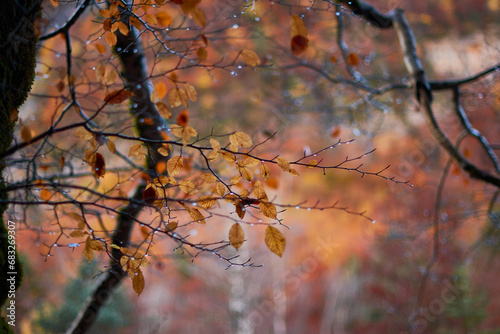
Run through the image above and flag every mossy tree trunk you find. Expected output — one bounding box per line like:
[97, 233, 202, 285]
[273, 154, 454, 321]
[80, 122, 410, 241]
[0, 0, 41, 332]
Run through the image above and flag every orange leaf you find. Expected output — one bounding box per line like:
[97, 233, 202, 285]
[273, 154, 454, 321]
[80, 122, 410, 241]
[184, 83, 197, 102]
[40, 189, 52, 201]
[157, 11, 172, 27]
[191, 7, 206, 26]
[176, 109, 189, 126]
[347, 52, 360, 66]
[132, 268, 145, 296]
[276, 157, 290, 172]
[106, 32, 117, 46]
[21, 125, 33, 143]
[167, 156, 183, 176]
[95, 43, 106, 54]
[155, 81, 168, 99]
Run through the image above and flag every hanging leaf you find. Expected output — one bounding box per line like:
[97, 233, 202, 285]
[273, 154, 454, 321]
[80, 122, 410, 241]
[21, 125, 33, 143]
[241, 49, 261, 67]
[83, 236, 95, 262]
[95, 43, 106, 54]
[290, 14, 308, 38]
[235, 201, 245, 219]
[143, 186, 157, 205]
[179, 179, 198, 194]
[261, 163, 271, 180]
[216, 182, 226, 196]
[106, 32, 117, 46]
[201, 173, 217, 184]
[265, 226, 286, 257]
[132, 268, 145, 296]
[104, 89, 133, 104]
[347, 52, 360, 66]
[197, 47, 207, 61]
[230, 131, 253, 148]
[187, 207, 206, 224]
[40, 189, 52, 201]
[156, 102, 171, 119]
[93, 153, 106, 178]
[221, 151, 236, 162]
[307, 160, 318, 168]
[191, 7, 206, 26]
[210, 138, 221, 151]
[229, 223, 244, 250]
[184, 83, 197, 101]
[167, 156, 183, 176]
[155, 81, 168, 99]
[176, 109, 190, 126]
[291, 35, 309, 55]
[276, 157, 290, 172]
[197, 196, 216, 209]
[259, 201, 277, 219]
[157, 11, 172, 26]
[128, 143, 147, 159]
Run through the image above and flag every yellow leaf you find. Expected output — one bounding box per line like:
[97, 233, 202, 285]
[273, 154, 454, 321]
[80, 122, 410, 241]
[184, 83, 197, 102]
[201, 173, 217, 183]
[132, 268, 145, 296]
[259, 201, 277, 219]
[289, 168, 299, 176]
[221, 151, 236, 162]
[179, 179, 198, 194]
[187, 207, 206, 224]
[170, 124, 197, 146]
[242, 156, 260, 167]
[252, 181, 268, 200]
[238, 166, 253, 181]
[307, 160, 318, 168]
[191, 7, 206, 26]
[241, 49, 261, 67]
[261, 163, 271, 180]
[156, 102, 171, 119]
[153, 175, 173, 187]
[89, 239, 104, 251]
[83, 236, 95, 262]
[230, 175, 242, 185]
[168, 88, 181, 108]
[21, 125, 33, 143]
[207, 150, 219, 161]
[128, 143, 147, 159]
[216, 181, 226, 196]
[158, 146, 170, 156]
[291, 14, 308, 38]
[265, 226, 286, 257]
[167, 156, 183, 176]
[197, 195, 216, 209]
[178, 88, 188, 106]
[229, 223, 244, 250]
[230, 131, 253, 148]
[210, 138, 221, 151]
[276, 157, 290, 172]
[104, 67, 117, 85]
[99, 9, 112, 18]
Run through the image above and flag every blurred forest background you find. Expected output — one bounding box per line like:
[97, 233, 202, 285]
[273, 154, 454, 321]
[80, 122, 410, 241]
[4, 0, 500, 333]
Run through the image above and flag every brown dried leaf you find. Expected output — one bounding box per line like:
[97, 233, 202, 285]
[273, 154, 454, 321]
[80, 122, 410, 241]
[265, 226, 286, 257]
[276, 157, 290, 172]
[167, 156, 183, 176]
[229, 223, 244, 250]
[241, 49, 261, 67]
